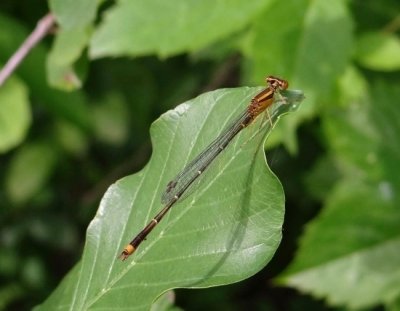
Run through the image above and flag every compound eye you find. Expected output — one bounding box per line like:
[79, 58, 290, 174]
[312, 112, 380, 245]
[281, 80, 289, 90]
[266, 76, 289, 90]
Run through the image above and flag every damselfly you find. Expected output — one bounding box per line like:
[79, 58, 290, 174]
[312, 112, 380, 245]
[119, 76, 293, 260]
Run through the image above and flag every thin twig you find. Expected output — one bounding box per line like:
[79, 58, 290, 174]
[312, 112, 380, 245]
[0, 12, 56, 87]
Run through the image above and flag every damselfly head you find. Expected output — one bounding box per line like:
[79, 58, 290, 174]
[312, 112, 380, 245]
[266, 76, 289, 91]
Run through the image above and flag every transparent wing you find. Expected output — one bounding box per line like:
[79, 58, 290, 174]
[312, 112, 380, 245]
[161, 109, 250, 204]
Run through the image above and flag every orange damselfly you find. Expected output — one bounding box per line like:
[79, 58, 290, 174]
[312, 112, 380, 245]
[119, 76, 293, 260]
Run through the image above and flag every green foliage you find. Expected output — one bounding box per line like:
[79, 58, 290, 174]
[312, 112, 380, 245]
[35, 88, 302, 311]
[49, 0, 98, 29]
[46, 27, 91, 90]
[356, 32, 400, 71]
[280, 82, 400, 308]
[5, 141, 58, 205]
[1, 0, 400, 310]
[0, 13, 92, 130]
[89, 0, 269, 58]
[0, 77, 31, 152]
[243, 0, 353, 153]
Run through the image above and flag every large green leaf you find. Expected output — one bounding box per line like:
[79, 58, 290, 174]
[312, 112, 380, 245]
[279, 82, 400, 309]
[35, 87, 304, 310]
[89, 0, 269, 58]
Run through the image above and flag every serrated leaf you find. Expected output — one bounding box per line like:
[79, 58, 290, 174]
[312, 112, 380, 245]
[89, 0, 269, 58]
[35, 87, 304, 311]
[279, 83, 400, 309]
[355, 32, 400, 71]
[0, 77, 31, 153]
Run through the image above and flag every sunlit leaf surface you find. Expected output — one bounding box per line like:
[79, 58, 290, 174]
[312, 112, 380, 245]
[36, 87, 303, 310]
[90, 0, 269, 58]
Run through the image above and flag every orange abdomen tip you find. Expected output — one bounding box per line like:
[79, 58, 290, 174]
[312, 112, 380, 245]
[118, 244, 135, 261]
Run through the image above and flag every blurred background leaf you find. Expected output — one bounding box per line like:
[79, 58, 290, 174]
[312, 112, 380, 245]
[46, 27, 90, 91]
[279, 73, 400, 309]
[89, 0, 270, 58]
[355, 32, 400, 71]
[0, 13, 92, 131]
[5, 141, 58, 205]
[49, 0, 99, 29]
[36, 88, 299, 311]
[0, 77, 31, 153]
[1, 0, 400, 310]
